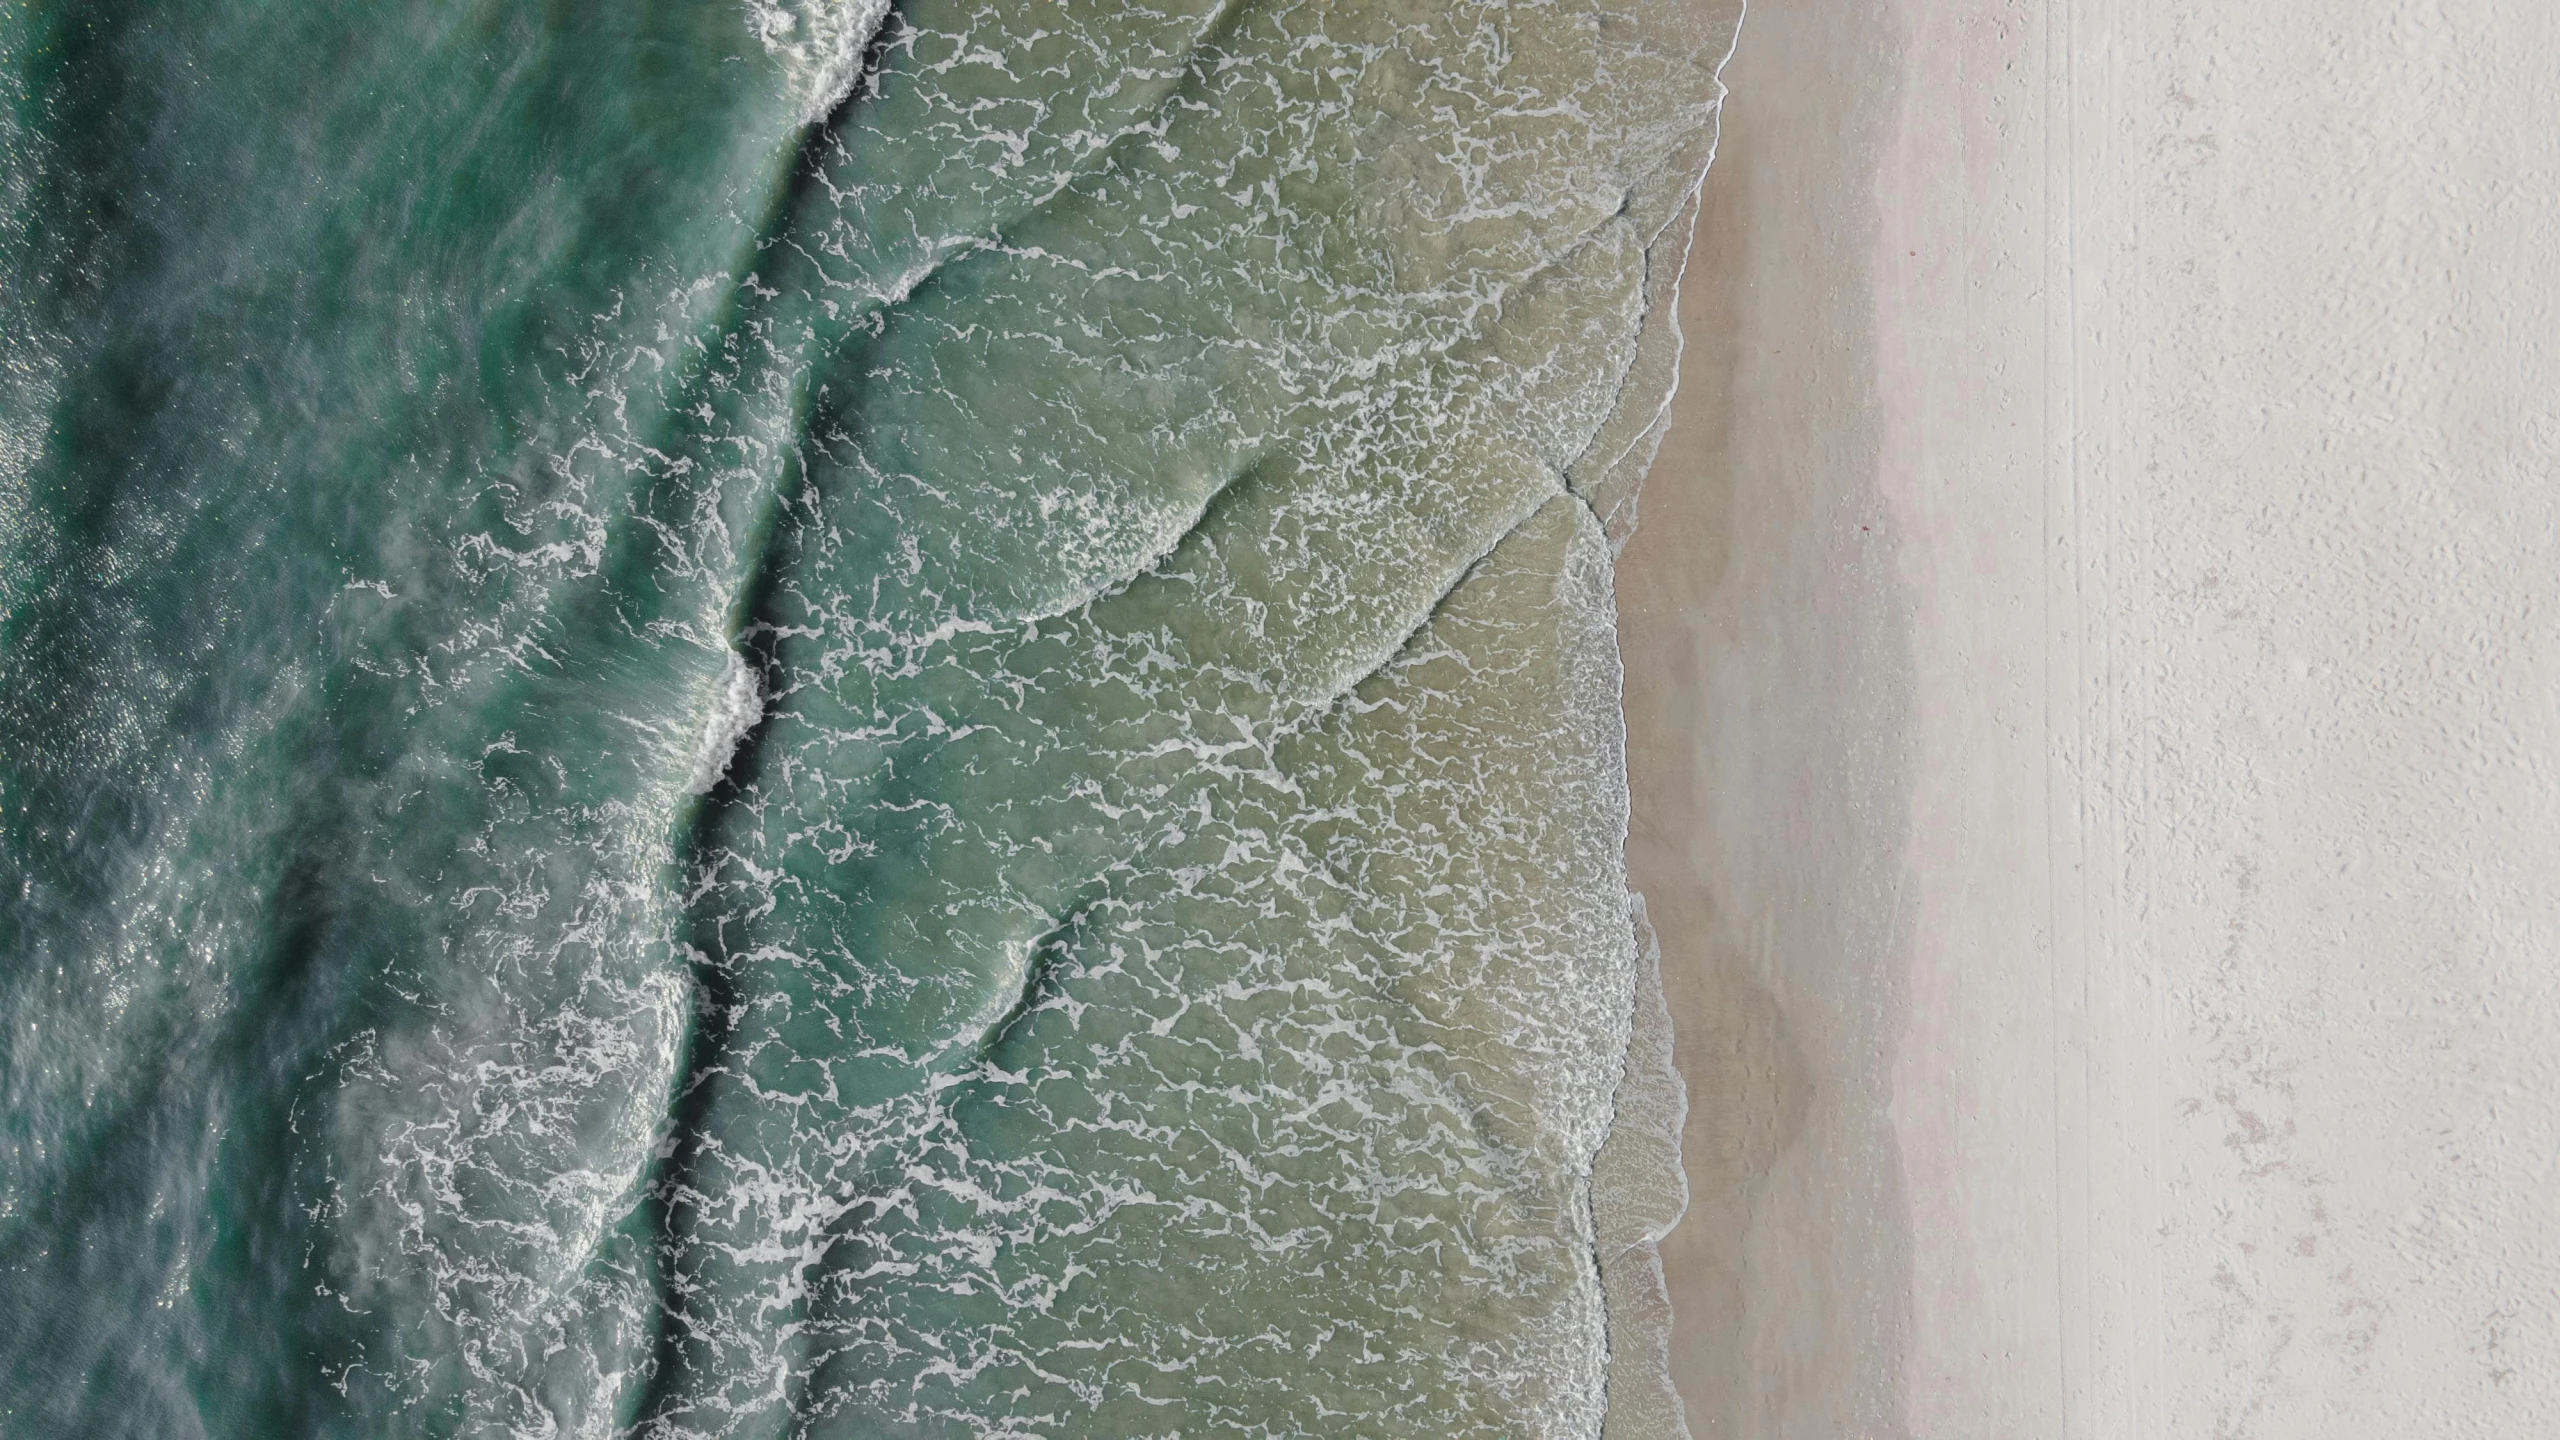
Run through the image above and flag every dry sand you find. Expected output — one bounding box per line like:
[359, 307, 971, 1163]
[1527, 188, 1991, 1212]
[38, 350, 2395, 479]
[1621, 0, 2560, 1433]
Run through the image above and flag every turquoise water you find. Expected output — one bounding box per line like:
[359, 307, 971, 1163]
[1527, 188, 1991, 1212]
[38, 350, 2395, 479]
[0, 1, 1729, 1433]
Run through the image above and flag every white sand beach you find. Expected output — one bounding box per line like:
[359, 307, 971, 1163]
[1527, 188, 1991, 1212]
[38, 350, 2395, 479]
[1623, 0, 2560, 1432]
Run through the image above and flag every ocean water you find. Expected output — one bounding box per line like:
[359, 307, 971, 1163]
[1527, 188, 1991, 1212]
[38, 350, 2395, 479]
[0, 1, 1732, 1434]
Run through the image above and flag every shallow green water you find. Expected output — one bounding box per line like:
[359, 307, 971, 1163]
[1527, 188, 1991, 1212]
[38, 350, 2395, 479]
[0, 1, 1728, 1433]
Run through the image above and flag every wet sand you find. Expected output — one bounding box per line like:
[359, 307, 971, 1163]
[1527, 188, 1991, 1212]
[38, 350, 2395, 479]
[1619, 0, 1909, 1432]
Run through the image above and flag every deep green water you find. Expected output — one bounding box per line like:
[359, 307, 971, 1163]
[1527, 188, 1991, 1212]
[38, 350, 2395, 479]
[0, 1, 1729, 1433]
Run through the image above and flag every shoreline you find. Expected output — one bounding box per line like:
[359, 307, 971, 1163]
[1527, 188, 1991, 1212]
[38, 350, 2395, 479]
[1616, 0, 1913, 1428]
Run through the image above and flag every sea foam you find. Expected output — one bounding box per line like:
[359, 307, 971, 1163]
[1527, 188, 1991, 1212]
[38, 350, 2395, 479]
[684, 648, 765, 796]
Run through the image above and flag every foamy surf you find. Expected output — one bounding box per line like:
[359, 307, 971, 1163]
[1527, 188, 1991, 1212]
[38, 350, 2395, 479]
[683, 648, 765, 796]
[746, 0, 895, 124]
[0, 0, 1745, 1433]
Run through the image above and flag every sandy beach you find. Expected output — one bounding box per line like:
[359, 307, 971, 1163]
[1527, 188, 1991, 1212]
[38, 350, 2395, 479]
[1623, 0, 2560, 1433]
